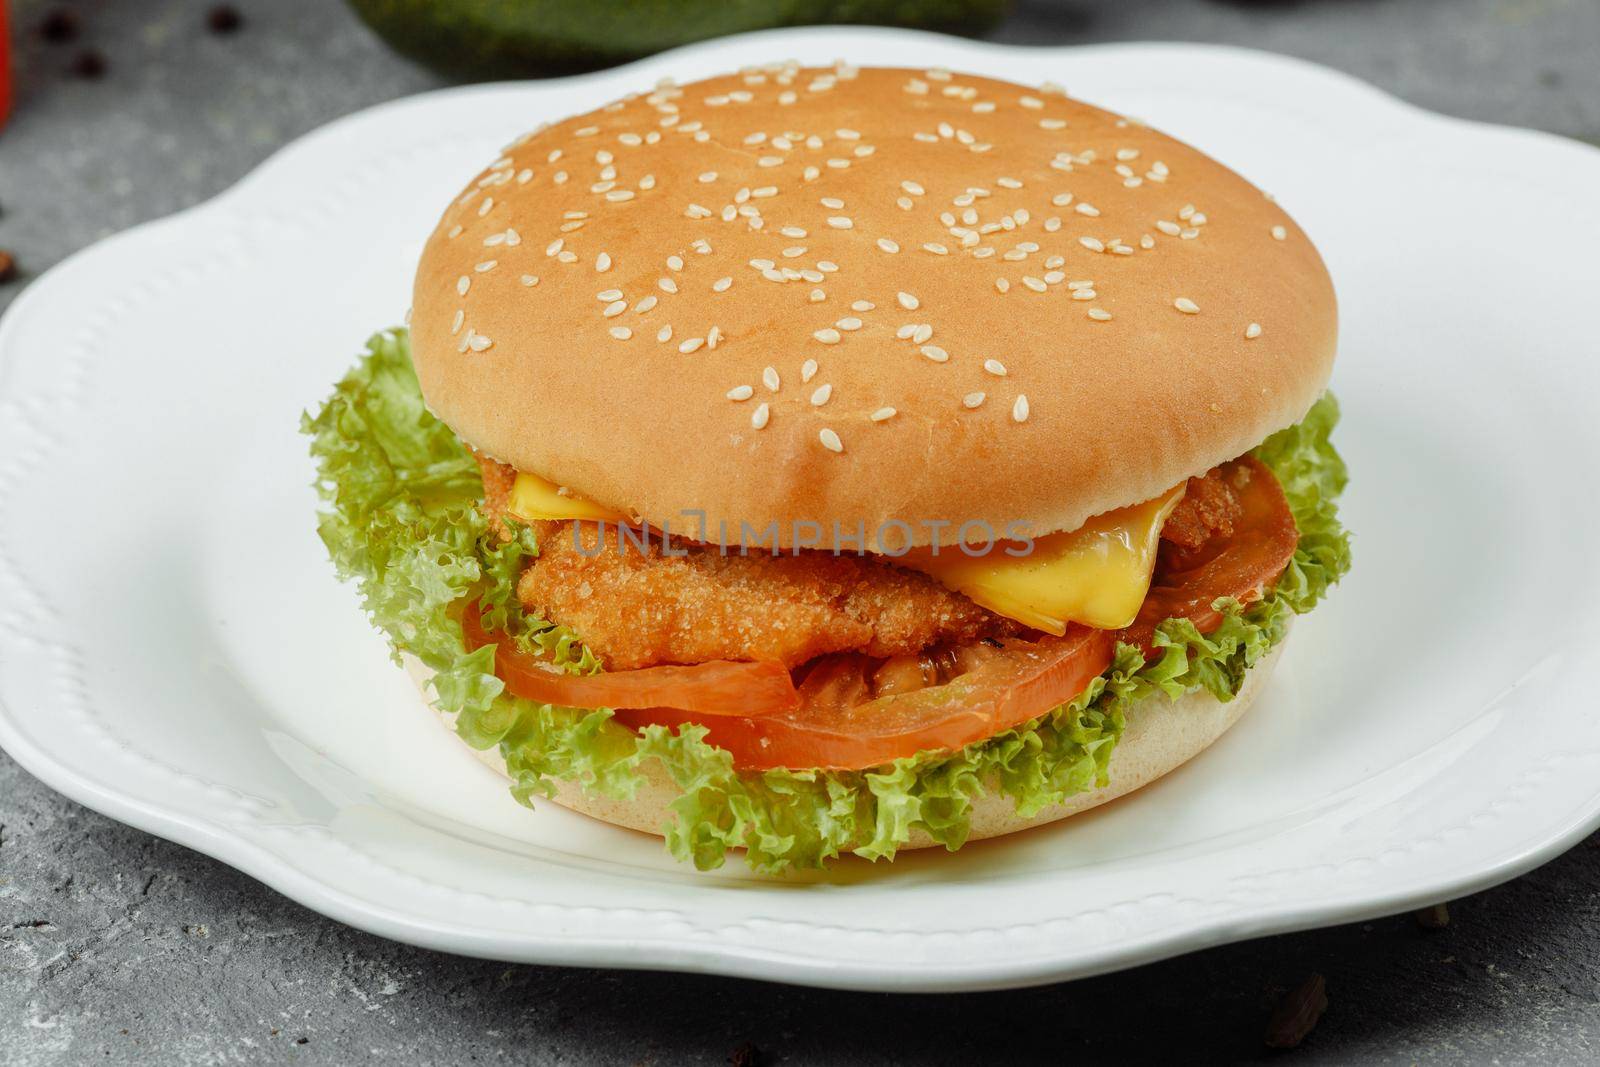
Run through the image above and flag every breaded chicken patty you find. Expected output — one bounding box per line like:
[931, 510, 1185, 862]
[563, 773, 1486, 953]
[476, 455, 1240, 670]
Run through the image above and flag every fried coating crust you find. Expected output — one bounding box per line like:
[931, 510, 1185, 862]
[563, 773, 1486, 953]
[519, 521, 1017, 670]
[1161, 467, 1245, 550]
[474, 455, 1241, 669]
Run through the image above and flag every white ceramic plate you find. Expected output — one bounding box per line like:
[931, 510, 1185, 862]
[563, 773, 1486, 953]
[3, 29, 1599, 993]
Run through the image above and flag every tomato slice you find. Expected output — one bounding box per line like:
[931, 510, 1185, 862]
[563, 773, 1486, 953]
[465, 457, 1299, 772]
[462, 603, 800, 716]
[613, 627, 1114, 771]
[1119, 457, 1299, 649]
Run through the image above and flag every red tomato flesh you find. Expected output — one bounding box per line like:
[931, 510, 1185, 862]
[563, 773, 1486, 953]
[613, 627, 1114, 771]
[1120, 457, 1300, 649]
[462, 603, 799, 716]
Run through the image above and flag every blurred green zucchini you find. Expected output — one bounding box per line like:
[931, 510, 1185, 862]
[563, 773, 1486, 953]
[347, 0, 1010, 78]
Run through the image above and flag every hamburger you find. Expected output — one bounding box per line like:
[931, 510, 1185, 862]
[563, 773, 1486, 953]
[304, 63, 1350, 873]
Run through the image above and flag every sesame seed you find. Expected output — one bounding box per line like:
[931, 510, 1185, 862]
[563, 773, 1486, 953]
[597, 288, 623, 301]
[659, 277, 678, 294]
[605, 190, 635, 202]
[813, 328, 842, 344]
[595, 253, 613, 272]
[1012, 395, 1030, 422]
[451, 310, 464, 334]
[1040, 118, 1067, 130]
[698, 171, 717, 183]
[781, 246, 808, 259]
[752, 403, 770, 430]
[827, 216, 854, 229]
[897, 291, 920, 311]
[920, 344, 949, 363]
[713, 276, 733, 293]
[603, 300, 626, 317]
[634, 295, 658, 313]
[1157, 220, 1181, 236]
[802, 358, 819, 383]
[1271, 225, 1287, 241]
[1022, 276, 1046, 293]
[811, 383, 833, 406]
[1078, 237, 1105, 253]
[809, 288, 826, 302]
[679, 337, 704, 354]
[1074, 202, 1100, 217]
[456, 276, 471, 296]
[609, 326, 632, 340]
[984, 359, 1007, 376]
[546, 238, 564, 256]
[818, 260, 839, 273]
[469, 334, 493, 352]
[557, 250, 577, 263]
[1174, 297, 1200, 314]
[1087, 308, 1112, 321]
[1245, 322, 1263, 339]
[475, 260, 498, 273]
[667, 255, 685, 271]
[727, 385, 754, 401]
[963, 392, 986, 409]
[820, 197, 845, 209]
[877, 237, 900, 254]
[851, 300, 875, 312]
[763, 366, 781, 391]
[836, 317, 863, 331]
[923, 242, 949, 255]
[657, 325, 673, 342]
[520, 274, 539, 287]
[912, 324, 933, 344]
[819, 428, 843, 453]
[995, 278, 1010, 293]
[901, 180, 926, 196]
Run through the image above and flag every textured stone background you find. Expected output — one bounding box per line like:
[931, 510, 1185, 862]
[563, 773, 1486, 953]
[2, 1, 1598, 1063]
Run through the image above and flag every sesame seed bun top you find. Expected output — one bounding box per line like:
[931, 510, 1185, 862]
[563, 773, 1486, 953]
[410, 63, 1336, 549]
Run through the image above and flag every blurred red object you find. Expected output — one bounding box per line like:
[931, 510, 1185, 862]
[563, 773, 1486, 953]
[0, 0, 11, 130]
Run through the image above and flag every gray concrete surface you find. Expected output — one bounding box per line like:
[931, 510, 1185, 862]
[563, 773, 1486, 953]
[2, 0, 1599, 1063]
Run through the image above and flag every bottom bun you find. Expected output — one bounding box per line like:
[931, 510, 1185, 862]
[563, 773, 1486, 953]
[408, 629, 1286, 852]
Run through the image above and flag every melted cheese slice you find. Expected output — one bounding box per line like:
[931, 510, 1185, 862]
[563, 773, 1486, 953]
[900, 485, 1187, 634]
[507, 471, 625, 523]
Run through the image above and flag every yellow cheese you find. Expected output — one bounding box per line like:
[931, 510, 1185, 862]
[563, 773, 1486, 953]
[900, 485, 1186, 634]
[507, 471, 624, 523]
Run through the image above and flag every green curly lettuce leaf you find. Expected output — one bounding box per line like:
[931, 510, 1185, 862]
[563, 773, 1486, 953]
[305, 329, 1351, 874]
